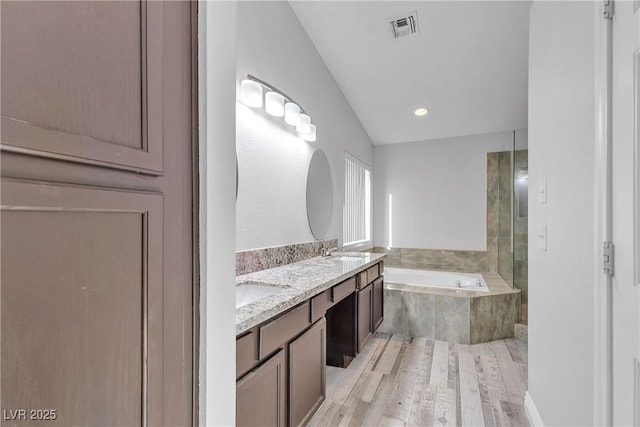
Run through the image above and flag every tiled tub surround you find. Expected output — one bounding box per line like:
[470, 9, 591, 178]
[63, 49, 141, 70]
[370, 247, 489, 273]
[236, 238, 338, 276]
[235, 252, 386, 334]
[378, 271, 519, 344]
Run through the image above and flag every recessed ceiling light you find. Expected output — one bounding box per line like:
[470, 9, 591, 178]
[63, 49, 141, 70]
[414, 108, 428, 117]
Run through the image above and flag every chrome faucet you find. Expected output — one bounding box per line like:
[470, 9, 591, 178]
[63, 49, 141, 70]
[321, 247, 338, 257]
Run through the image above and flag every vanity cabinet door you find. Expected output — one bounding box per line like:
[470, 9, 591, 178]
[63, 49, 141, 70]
[236, 349, 286, 427]
[357, 284, 373, 352]
[289, 318, 326, 427]
[372, 278, 384, 331]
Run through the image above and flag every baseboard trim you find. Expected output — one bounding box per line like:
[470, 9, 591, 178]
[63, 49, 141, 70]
[525, 391, 544, 426]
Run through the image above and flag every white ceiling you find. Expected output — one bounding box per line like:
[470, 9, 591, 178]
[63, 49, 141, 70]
[290, 1, 531, 145]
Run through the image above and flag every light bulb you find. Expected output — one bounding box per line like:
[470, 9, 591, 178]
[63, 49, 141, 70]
[265, 91, 285, 117]
[240, 79, 262, 108]
[302, 124, 316, 142]
[284, 102, 301, 126]
[297, 113, 311, 134]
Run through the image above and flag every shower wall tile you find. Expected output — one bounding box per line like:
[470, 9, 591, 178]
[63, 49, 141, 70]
[371, 247, 401, 266]
[514, 233, 528, 245]
[486, 152, 500, 240]
[236, 238, 338, 275]
[498, 237, 514, 286]
[440, 250, 489, 273]
[515, 260, 528, 305]
[514, 245, 527, 262]
[487, 236, 499, 273]
[372, 246, 489, 272]
[400, 248, 442, 269]
[497, 151, 513, 240]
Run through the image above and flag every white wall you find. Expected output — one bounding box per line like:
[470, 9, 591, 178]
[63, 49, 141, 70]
[236, 1, 374, 251]
[199, 2, 237, 425]
[528, 1, 596, 425]
[373, 130, 525, 250]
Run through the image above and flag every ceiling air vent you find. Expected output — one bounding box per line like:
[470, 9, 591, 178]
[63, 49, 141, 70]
[389, 11, 419, 39]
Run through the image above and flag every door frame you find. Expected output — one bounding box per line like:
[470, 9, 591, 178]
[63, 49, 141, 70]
[593, 1, 613, 425]
[191, 1, 201, 426]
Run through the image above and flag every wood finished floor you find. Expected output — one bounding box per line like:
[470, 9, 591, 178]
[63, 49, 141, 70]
[308, 332, 529, 427]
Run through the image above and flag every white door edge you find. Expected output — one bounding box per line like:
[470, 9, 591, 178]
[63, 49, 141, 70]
[593, 1, 613, 426]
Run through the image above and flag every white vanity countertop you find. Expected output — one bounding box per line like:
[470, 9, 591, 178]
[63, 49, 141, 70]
[235, 252, 386, 335]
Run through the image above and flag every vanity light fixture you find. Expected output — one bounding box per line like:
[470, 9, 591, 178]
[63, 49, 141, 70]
[414, 107, 429, 117]
[297, 113, 311, 135]
[240, 74, 316, 141]
[240, 79, 263, 108]
[301, 124, 316, 142]
[265, 91, 285, 117]
[284, 102, 301, 126]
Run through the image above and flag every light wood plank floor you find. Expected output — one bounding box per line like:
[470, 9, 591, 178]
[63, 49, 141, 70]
[308, 332, 529, 427]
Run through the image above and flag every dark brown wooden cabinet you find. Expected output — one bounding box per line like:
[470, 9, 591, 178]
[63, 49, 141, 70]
[357, 283, 373, 352]
[357, 261, 384, 353]
[236, 261, 384, 426]
[1, 2, 195, 425]
[373, 277, 384, 330]
[289, 319, 326, 427]
[236, 349, 286, 427]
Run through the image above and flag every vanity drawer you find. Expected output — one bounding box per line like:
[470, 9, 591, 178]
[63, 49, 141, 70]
[356, 271, 367, 289]
[236, 328, 259, 380]
[332, 277, 356, 304]
[311, 290, 332, 323]
[259, 301, 310, 359]
[366, 263, 380, 284]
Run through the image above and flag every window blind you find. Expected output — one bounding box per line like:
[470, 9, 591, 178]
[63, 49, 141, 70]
[344, 155, 371, 246]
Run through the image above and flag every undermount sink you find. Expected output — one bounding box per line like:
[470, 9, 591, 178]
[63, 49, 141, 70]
[328, 256, 366, 262]
[236, 282, 287, 309]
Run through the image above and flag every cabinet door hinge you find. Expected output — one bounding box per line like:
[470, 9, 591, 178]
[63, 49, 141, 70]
[603, 241, 614, 276]
[603, 0, 614, 19]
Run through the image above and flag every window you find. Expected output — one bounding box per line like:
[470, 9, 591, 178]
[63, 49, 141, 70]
[343, 153, 371, 247]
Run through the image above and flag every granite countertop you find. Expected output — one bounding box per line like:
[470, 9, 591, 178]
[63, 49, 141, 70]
[235, 252, 386, 335]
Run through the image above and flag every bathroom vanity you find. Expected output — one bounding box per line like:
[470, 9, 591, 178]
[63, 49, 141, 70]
[235, 253, 385, 427]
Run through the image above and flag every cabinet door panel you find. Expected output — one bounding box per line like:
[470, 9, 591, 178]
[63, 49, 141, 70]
[373, 278, 384, 331]
[289, 319, 326, 426]
[237, 350, 286, 427]
[1, 1, 163, 174]
[1, 179, 163, 426]
[237, 328, 259, 380]
[1, 1, 194, 424]
[358, 284, 373, 352]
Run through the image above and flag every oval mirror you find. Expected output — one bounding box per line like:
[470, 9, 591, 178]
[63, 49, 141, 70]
[306, 149, 333, 240]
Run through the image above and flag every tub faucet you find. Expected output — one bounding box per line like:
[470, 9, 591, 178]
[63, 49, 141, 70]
[456, 280, 462, 288]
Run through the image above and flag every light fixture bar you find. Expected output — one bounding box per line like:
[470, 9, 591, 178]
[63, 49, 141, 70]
[246, 74, 308, 115]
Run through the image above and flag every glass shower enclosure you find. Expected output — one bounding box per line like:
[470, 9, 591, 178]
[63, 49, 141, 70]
[496, 130, 528, 324]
